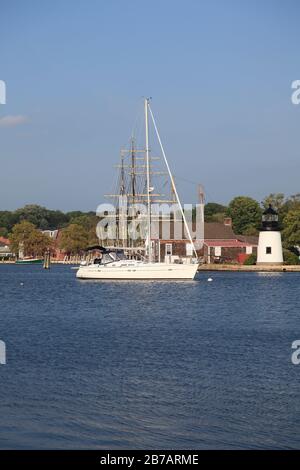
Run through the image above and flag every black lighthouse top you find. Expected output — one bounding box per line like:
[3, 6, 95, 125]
[261, 204, 279, 231]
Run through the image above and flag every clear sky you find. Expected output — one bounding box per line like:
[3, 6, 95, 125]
[0, 0, 299, 211]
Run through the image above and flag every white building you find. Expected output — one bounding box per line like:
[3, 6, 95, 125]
[257, 204, 283, 265]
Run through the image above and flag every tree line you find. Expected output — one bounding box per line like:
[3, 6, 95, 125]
[0, 205, 99, 257]
[1, 194, 300, 259]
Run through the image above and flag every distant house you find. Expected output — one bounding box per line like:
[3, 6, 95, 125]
[200, 219, 258, 264]
[0, 237, 14, 259]
[42, 230, 59, 240]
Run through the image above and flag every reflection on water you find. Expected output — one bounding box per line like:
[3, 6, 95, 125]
[256, 272, 284, 277]
[0, 266, 300, 449]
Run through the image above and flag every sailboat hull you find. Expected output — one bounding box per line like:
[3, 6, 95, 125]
[76, 262, 198, 280]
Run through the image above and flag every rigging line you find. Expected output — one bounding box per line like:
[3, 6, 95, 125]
[129, 97, 144, 142]
[172, 175, 222, 205]
[172, 175, 199, 186]
[117, 99, 143, 155]
[148, 102, 198, 259]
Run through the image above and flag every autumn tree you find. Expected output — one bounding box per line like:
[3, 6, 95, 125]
[9, 220, 52, 257]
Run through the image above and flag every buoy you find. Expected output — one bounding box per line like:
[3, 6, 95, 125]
[207, 277, 213, 282]
[20, 282, 24, 286]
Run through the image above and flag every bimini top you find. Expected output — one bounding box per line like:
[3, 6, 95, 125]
[93, 249, 127, 265]
[84, 245, 107, 252]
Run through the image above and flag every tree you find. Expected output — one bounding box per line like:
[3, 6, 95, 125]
[69, 214, 99, 245]
[283, 249, 300, 265]
[0, 211, 19, 233]
[204, 203, 227, 222]
[243, 253, 257, 265]
[282, 210, 300, 251]
[227, 196, 262, 235]
[13, 204, 70, 230]
[0, 227, 8, 237]
[282, 194, 300, 217]
[46, 210, 69, 229]
[14, 205, 50, 230]
[9, 220, 52, 257]
[262, 193, 285, 212]
[59, 224, 89, 254]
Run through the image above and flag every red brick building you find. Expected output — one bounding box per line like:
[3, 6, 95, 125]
[153, 219, 258, 264]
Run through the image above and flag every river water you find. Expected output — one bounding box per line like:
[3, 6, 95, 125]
[0, 265, 299, 449]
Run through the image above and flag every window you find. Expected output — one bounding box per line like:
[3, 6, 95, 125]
[186, 243, 193, 256]
[266, 247, 272, 254]
[214, 246, 221, 257]
[166, 243, 172, 256]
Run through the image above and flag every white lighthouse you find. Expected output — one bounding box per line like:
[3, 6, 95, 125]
[257, 204, 283, 265]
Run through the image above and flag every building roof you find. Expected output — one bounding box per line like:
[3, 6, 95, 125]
[237, 235, 259, 246]
[204, 239, 253, 248]
[204, 222, 236, 240]
[0, 236, 10, 246]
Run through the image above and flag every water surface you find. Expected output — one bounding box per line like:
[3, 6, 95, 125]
[0, 265, 299, 449]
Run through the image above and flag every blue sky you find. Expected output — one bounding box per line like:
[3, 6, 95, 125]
[0, 0, 299, 211]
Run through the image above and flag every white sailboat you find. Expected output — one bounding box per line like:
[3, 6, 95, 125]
[76, 99, 198, 280]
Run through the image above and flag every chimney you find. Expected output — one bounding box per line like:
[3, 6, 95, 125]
[224, 217, 232, 227]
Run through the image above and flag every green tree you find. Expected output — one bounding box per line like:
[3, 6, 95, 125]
[13, 205, 70, 230]
[282, 194, 300, 217]
[227, 196, 262, 235]
[282, 210, 300, 250]
[0, 210, 19, 232]
[14, 205, 50, 229]
[69, 214, 99, 245]
[46, 210, 69, 229]
[262, 193, 285, 212]
[59, 224, 89, 254]
[204, 203, 227, 222]
[283, 249, 300, 265]
[9, 220, 52, 257]
[243, 253, 257, 265]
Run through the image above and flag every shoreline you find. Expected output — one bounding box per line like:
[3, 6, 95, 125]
[198, 264, 300, 272]
[1, 260, 300, 272]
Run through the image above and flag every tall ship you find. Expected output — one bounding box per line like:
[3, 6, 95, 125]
[76, 99, 198, 280]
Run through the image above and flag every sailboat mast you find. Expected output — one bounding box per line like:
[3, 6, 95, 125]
[145, 98, 152, 262]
